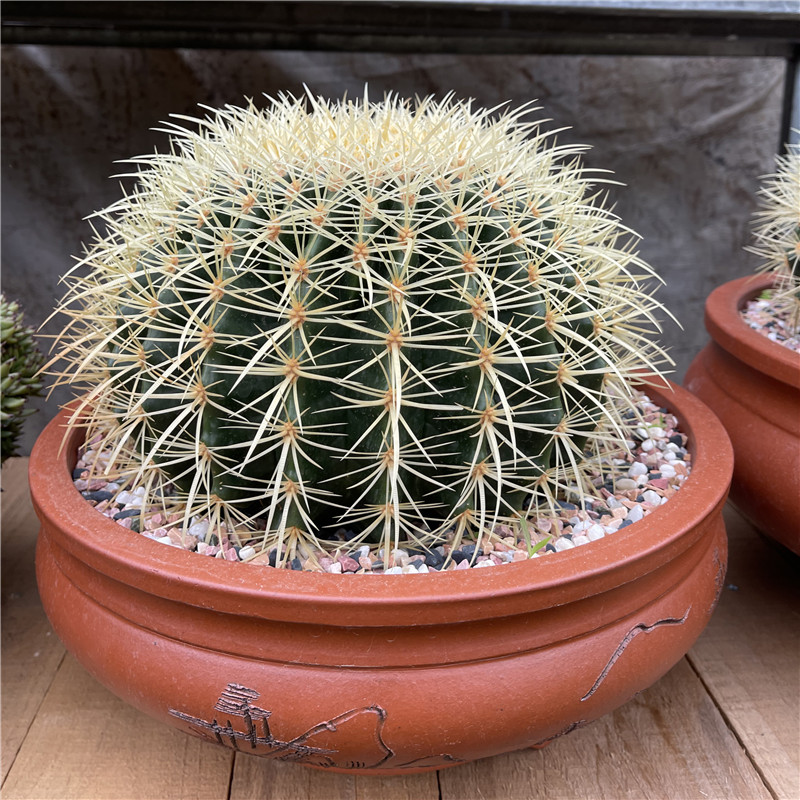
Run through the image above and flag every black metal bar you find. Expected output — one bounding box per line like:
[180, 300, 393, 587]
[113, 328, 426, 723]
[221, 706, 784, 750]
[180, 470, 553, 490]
[2, 1, 800, 57]
[780, 50, 800, 148]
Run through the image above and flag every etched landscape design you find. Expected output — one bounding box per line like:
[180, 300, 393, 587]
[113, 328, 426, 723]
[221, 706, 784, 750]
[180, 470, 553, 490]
[169, 683, 463, 771]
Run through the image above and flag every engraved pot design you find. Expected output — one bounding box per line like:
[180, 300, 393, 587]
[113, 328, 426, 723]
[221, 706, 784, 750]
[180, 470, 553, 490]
[32, 381, 731, 775]
[685, 275, 800, 556]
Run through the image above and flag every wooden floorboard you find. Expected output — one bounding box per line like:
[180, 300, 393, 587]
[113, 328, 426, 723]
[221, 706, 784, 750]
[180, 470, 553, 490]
[2, 457, 796, 800]
[2, 654, 234, 800]
[1, 457, 66, 781]
[687, 505, 800, 800]
[229, 754, 440, 800]
[438, 658, 773, 800]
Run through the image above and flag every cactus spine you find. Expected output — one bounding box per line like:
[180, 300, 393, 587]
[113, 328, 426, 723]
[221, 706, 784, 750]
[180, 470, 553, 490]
[50, 93, 670, 559]
[749, 141, 800, 328]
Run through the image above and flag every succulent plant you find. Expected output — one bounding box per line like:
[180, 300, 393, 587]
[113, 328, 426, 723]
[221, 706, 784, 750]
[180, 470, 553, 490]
[49, 92, 670, 560]
[1, 295, 44, 463]
[749, 141, 800, 328]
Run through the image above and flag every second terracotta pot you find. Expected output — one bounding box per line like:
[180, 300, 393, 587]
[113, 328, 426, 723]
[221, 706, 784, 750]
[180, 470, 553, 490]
[685, 274, 800, 555]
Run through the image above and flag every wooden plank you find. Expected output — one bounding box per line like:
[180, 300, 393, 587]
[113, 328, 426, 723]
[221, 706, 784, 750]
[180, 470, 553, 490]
[229, 753, 440, 800]
[1, 457, 66, 780]
[687, 505, 800, 800]
[1, 655, 234, 800]
[439, 658, 772, 800]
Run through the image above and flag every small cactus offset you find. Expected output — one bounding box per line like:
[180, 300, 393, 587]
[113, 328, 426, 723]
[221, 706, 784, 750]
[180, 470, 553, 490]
[1, 295, 44, 463]
[49, 92, 670, 559]
[748, 141, 800, 328]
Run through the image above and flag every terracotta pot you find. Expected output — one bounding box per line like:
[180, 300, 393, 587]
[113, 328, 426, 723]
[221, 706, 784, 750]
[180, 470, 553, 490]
[32, 381, 731, 775]
[685, 275, 800, 555]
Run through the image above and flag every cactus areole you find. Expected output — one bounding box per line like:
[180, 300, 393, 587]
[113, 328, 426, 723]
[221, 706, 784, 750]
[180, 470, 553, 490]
[51, 93, 670, 557]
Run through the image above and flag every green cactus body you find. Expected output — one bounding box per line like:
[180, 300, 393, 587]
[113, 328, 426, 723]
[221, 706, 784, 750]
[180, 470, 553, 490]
[749, 142, 800, 328]
[53, 94, 669, 556]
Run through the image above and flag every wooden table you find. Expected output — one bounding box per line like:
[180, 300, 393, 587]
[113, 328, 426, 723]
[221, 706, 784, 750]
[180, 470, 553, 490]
[2, 456, 798, 800]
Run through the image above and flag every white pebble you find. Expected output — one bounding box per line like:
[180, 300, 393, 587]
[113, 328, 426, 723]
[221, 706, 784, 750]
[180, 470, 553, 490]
[628, 462, 648, 477]
[641, 439, 655, 452]
[416, 563, 430, 573]
[627, 505, 645, 523]
[649, 426, 664, 439]
[116, 491, 136, 505]
[665, 443, 680, 452]
[402, 563, 419, 574]
[156, 535, 175, 546]
[662, 450, 677, 462]
[643, 490, 662, 505]
[238, 546, 256, 561]
[586, 524, 606, 541]
[554, 537, 575, 551]
[384, 566, 403, 575]
[659, 464, 677, 478]
[189, 520, 210, 539]
[606, 496, 623, 509]
[636, 427, 649, 439]
[474, 559, 495, 568]
[615, 478, 638, 491]
[327, 562, 343, 574]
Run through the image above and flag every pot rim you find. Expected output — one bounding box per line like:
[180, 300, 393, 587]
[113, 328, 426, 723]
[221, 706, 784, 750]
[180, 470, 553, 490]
[704, 274, 800, 390]
[30, 379, 732, 624]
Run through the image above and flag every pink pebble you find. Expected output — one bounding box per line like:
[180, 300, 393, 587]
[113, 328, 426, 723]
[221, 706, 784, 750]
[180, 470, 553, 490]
[338, 555, 360, 573]
[512, 550, 528, 561]
[536, 517, 552, 534]
[225, 548, 239, 562]
[648, 478, 670, 490]
[167, 529, 185, 546]
[145, 513, 165, 530]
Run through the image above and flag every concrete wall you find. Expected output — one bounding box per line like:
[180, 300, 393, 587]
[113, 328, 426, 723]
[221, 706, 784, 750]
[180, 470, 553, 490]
[1, 46, 785, 452]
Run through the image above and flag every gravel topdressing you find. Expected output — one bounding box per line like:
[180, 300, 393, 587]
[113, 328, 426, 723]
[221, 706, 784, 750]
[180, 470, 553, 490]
[73, 390, 692, 574]
[741, 294, 800, 353]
